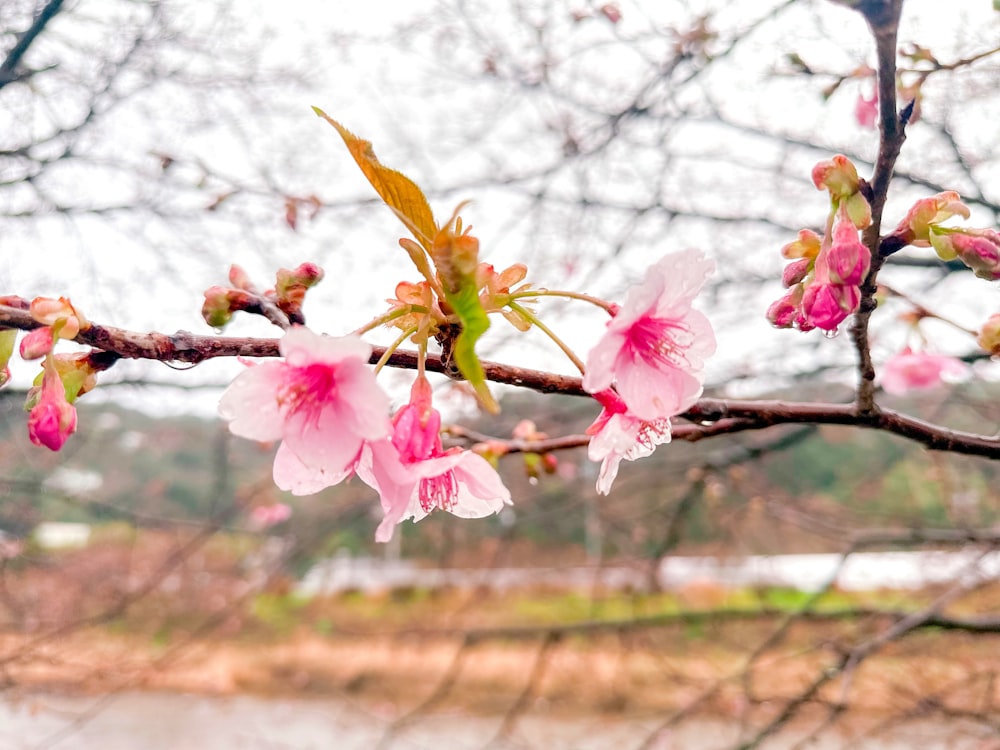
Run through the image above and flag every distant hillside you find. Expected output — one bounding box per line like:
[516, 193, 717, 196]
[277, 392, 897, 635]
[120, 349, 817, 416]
[1, 381, 997, 561]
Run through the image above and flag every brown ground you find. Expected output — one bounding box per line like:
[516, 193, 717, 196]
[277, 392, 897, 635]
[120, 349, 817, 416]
[3, 611, 999, 728]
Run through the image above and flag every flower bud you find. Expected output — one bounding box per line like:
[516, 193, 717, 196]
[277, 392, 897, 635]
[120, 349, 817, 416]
[767, 285, 803, 329]
[800, 282, 859, 331]
[825, 210, 871, 286]
[782, 258, 812, 288]
[229, 264, 254, 291]
[19, 326, 55, 360]
[26, 356, 77, 452]
[811, 155, 859, 199]
[202, 286, 236, 328]
[977, 313, 1000, 355]
[275, 263, 325, 322]
[892, 192, 970, 247]
[29, 297, 87, 338]
[930, 228, 1000, 280]
[781, 230, 822, 260]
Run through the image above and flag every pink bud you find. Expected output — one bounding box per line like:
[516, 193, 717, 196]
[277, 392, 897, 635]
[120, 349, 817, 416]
[824, 211, 871, 286]
[229, 264, 254, 291]
[249, 503, 292, 529]
[931, 228, 1000, 280]
[782, 258, 812, 287]
[202, 286, 236, 328]
[19, 327, 55, 360]
[800, 282, 859, 331]
[767, 286, 803, 329]
[27, 358, 77, 451]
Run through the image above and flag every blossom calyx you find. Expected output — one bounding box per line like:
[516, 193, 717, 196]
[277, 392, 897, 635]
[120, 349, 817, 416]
[0, 329, 15, 387]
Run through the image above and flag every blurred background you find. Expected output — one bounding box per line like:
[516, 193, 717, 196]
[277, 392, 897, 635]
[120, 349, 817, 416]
[2, 1, 1000, 748]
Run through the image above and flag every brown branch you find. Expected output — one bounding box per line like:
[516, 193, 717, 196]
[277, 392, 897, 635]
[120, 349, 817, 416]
[850, 0, 905, 415]
[4, 305, 1000, 458]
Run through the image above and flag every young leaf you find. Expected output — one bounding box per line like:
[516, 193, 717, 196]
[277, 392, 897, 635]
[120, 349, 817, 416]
[313, 107, 437, 247]
[443, 283, 498, 414]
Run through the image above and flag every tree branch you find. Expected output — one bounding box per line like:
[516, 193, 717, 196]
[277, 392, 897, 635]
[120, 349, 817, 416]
[0, 0, 65, 89]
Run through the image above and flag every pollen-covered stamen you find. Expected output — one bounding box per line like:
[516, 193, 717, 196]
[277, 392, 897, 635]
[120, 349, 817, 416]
[625, 317, 695, 370]
[419, 470, 460, 512]
[626, 418, 672, 460]
[278, 363, 336, 423]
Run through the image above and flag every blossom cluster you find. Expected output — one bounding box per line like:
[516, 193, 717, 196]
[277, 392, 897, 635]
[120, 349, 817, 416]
[768, 156, 872, 333]
[215, 244, 717, 539]
[218, 327, 512, 542]
[582, 249, 715, 493]
[0, 297, 99, 452]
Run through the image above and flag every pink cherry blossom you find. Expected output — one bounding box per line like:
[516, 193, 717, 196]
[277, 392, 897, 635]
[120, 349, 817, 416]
[358, 378, 510, 542]
[855, 90, 878, 129]
[28, 357, 77, 451]
[586, 390, 671, 495]
[249, 503, 292, 529]
[583, 249, 716, 421]
[880, 348, 969, 395]
[218, 326, 391, 494]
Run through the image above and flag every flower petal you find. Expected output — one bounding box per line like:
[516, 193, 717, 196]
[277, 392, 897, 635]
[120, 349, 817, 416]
[218, 362, 286, 441]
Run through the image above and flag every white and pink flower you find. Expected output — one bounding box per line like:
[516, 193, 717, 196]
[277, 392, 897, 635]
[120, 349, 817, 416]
[218, 326, 391, 494]
[586, 390, 671, 495]
[583, 249, 716, 422]
[358, 378, 510, 542]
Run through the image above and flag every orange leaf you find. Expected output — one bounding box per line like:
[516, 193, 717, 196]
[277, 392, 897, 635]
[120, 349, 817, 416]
[313, 107, 437, 248]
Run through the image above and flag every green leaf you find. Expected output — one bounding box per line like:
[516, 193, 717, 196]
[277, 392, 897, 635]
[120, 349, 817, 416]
[443, 283, 498, 414]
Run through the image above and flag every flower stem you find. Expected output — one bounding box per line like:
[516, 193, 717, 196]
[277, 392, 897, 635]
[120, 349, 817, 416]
[374, 325, 419, 374]
[511, 289, 616, 315]
[507, 301, 586, 375]
[352, 306, 428, 337]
